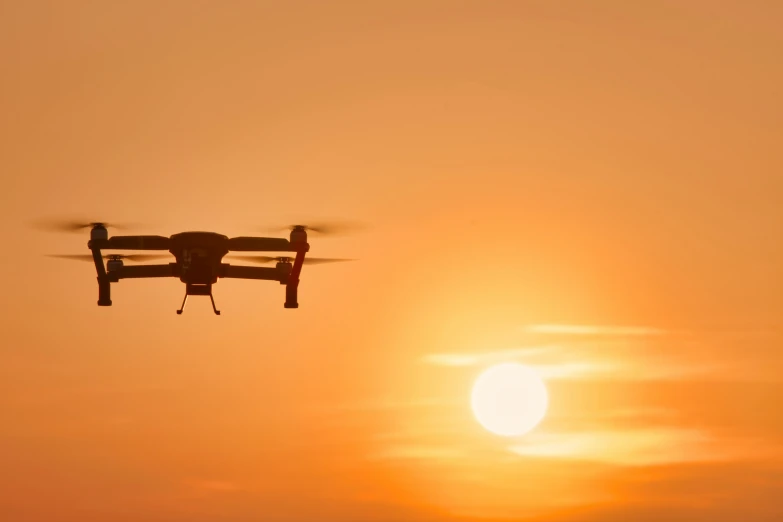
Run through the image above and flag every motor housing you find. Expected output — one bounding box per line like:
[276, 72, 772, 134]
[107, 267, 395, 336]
[276, 259, 293, 284]
[106, 257, 124, 273]
[90, 224, 108, 241]
[289, 226, 307, 244]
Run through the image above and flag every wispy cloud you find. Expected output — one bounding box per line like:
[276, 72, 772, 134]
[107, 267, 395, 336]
[421, 344, 671, 380]
[509, 428, 778, 466]
[562, 407, 680, 423]
[523, 324, 667, 337]
[366, 425, 780, 469]
[532, 361, 621, 380]
[421, 327, 727, 381]
[421, 345, 556, 367]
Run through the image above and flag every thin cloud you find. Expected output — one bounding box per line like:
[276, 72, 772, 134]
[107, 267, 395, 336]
[365, 427, 779, 468]
[422, 345, 557, 367]
[509, 428, 778, 466]
[523, 324, 667, 337]
[548, 406, 681, 427]
[422, 339, 725, 381]
[421, 344, 668, 380]
[532, 361, 621, 380]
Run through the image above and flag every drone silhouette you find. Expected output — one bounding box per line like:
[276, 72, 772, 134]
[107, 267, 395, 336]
[38, 220, 359, 315]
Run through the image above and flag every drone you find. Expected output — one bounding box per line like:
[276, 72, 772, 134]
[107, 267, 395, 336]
[40, 220, 358, 315]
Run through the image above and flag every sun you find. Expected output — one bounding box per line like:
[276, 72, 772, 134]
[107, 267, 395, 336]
[471, 362, 549, 437]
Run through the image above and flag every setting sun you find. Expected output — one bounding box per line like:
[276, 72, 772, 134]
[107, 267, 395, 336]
[471, 362, 549, 437]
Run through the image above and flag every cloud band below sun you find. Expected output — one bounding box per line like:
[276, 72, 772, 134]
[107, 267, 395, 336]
[522, 324, 667, 336]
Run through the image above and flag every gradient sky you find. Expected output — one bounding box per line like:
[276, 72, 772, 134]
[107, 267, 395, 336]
[1, 1, 782, 521]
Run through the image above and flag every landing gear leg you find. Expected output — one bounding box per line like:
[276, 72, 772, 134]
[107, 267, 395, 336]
[210, 293, 221, 315]
[284, 245, 306, 309]
[97, 277, 112, 306]
[176, 293, 188, 315]
[284, 283, 298, 309]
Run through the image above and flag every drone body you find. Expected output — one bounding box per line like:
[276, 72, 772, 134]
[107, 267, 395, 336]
[46, 222, 354, 315]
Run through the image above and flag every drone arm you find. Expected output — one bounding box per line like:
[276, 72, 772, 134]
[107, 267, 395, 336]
[221, 264, 283, 281]
[227, 237, 297, 252]
[110, 263, 178, 281]
[89, 235, 171, 250]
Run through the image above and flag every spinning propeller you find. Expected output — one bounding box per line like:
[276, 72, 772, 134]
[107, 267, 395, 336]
[46, 254, 171, 262]
[33, 219, 143, 232]
[228, 255, 355, 265]
[261, 221, 365, 236]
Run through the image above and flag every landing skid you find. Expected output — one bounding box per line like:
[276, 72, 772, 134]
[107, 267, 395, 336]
[176, 284, 220, 315]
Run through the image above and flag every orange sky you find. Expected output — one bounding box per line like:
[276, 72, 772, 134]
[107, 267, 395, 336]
[1, 1, 782, 520]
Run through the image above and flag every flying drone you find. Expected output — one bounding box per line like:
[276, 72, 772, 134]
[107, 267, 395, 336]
[39, 220, 358, 315]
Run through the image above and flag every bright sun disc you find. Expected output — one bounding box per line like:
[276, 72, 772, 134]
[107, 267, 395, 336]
[471, 362, 549, 437]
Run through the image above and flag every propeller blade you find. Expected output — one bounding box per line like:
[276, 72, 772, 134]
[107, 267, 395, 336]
[46, 253, 171, 262]
[108, 254, 172, 262]
[32, 219, 143, 233]
[228, 255, 279, 264]
[302, 257, 357, 265]
[260, 221, 365, 236]
[227, 255, 356, 265]
[46, 254, 95, 262]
